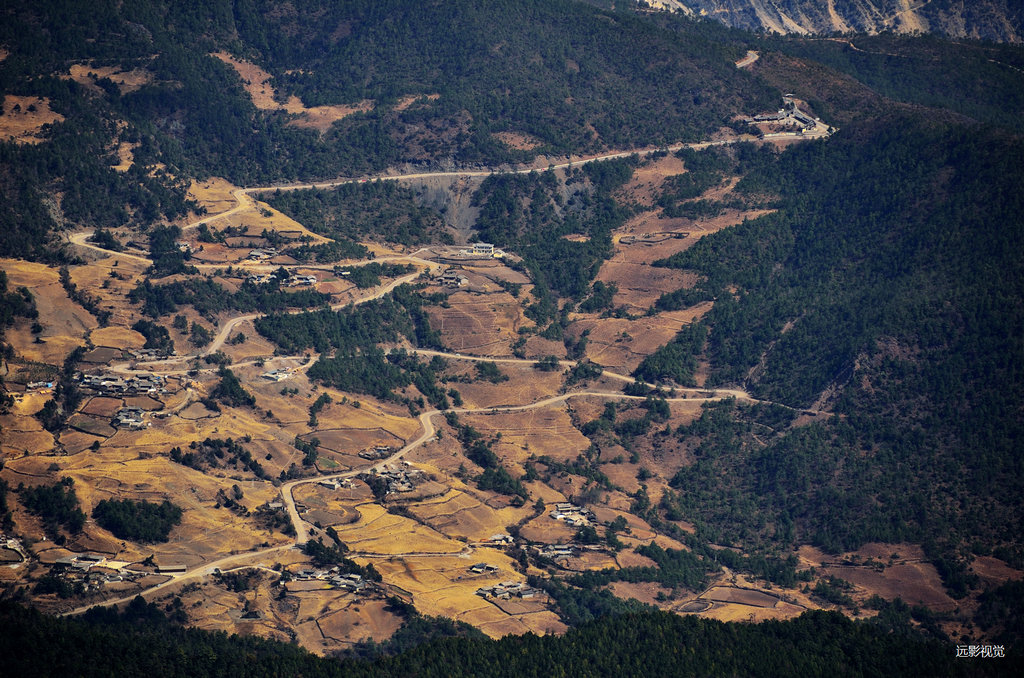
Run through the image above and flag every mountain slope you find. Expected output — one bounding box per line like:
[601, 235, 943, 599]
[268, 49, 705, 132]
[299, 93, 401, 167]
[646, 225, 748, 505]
[657, 0, 1023, 43]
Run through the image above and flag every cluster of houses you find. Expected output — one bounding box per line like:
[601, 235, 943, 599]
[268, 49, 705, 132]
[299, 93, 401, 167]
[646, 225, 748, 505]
[113, 405, 148, 430]
[24, 381, 54, 392]
[128, 348, 170, 360]
[359, 464, 424, 494]
[439, 268, 468, 288]
[246, 272, 317, 287]
[476, 580, 541, 600]
[750, 106, 818, 132]
[549, 502, 595, 527]
[292, 567, 375, 593]
[50, 553, 139, 589]
[358, 445, 394, 461]
[78, 372, 167, 396]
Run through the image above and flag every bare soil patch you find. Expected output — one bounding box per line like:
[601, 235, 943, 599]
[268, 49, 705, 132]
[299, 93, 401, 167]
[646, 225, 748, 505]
[493, 131, 542, 151]
[81, 397, 123, 418]
[125, 396, 163, 411]
[91, 326, 146, 350]
[571, 308, 710, 374]
[394, 93, 440, 111]
[0, 96, 63, 144]
[310, 428, 405, 456]
[427, 291, 525, 356]
[2, 259, 96, 365]
[212, 52, 372, 133]
[67, 64, 152, 94]
[67, 414, 116, 438]
[704, 586, 780, 608]
[617, 153, 687, 207]
[81, 347, 123, 364]
[58, 430, 104, 455]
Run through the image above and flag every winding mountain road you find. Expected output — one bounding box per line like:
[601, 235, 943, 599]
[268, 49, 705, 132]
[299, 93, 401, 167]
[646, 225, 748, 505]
[61, 130, 832, 616]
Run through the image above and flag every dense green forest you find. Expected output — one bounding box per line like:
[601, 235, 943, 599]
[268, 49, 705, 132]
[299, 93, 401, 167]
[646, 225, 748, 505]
[17, 478, 86, 541]
[262, 181, 448, 247]
[637, 117, 1024, 587]
[0, 600, 1006, 677]
[129, 275, 330, 318]
[254, 285, 441, 354]
[471, 159, 636, 329]
[764, 34, 1024, 130]
[0, 0, 773, 263]
[91, 498, 183, 543]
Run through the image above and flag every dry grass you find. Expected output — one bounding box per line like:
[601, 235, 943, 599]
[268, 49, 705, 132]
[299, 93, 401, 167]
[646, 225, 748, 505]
[446, 363, 564, 410]
[394, 93, 440, 111]
[427, 291, 526, 356]
[2, 259, 95, 365]
[67, 64, 152, 94]
[698, 599, 807, 623]
[0, 96, 64, 144]
[329, 502, 465, 555]
[212, 52, 373, 133]
[92, 324, 147, 347]
[822, 563, 957, 611]
[460, 406, 591, 469]
[571, 309, 709, 375]
[616, 153, 687, 207]
[372, 554, 565, 638]
[406, 488, 523, 542]
[187, 178, 240, 218]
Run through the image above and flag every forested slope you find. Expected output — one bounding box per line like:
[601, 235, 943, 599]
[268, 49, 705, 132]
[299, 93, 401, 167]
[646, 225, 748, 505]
[643, 116, 1024, 575]
[0, 0, 774, 262]
[0, 599, 1005, 678]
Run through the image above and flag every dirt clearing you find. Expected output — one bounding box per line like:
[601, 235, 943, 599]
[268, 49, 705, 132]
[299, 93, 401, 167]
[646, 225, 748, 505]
[212, 52, 372, 133]
[0, 96, 64, 144]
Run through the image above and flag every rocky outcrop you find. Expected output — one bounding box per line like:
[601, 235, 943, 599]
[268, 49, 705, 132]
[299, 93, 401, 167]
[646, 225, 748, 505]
[643, 0, 1023, 43]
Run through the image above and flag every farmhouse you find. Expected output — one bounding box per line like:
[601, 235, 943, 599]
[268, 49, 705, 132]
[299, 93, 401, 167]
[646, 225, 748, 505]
[358, 445, 394, 460]
[247, 247, 278, 260]
[469, 562, 499, 574]
[549, 502, 595, 526]
[476, 580, 541, 600]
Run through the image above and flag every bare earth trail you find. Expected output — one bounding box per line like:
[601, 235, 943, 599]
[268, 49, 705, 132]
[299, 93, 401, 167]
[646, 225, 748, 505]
[62, 131, 833, 616]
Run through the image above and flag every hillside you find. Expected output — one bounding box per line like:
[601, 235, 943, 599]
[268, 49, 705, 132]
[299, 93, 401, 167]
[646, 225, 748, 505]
[1, 0, 1023, 668]
[0, 0, 773, 262]
[649, 0, 1024, 43]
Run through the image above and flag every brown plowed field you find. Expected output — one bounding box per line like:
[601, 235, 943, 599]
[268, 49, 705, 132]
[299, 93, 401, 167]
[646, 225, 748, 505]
[427, 291, 525, 356]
